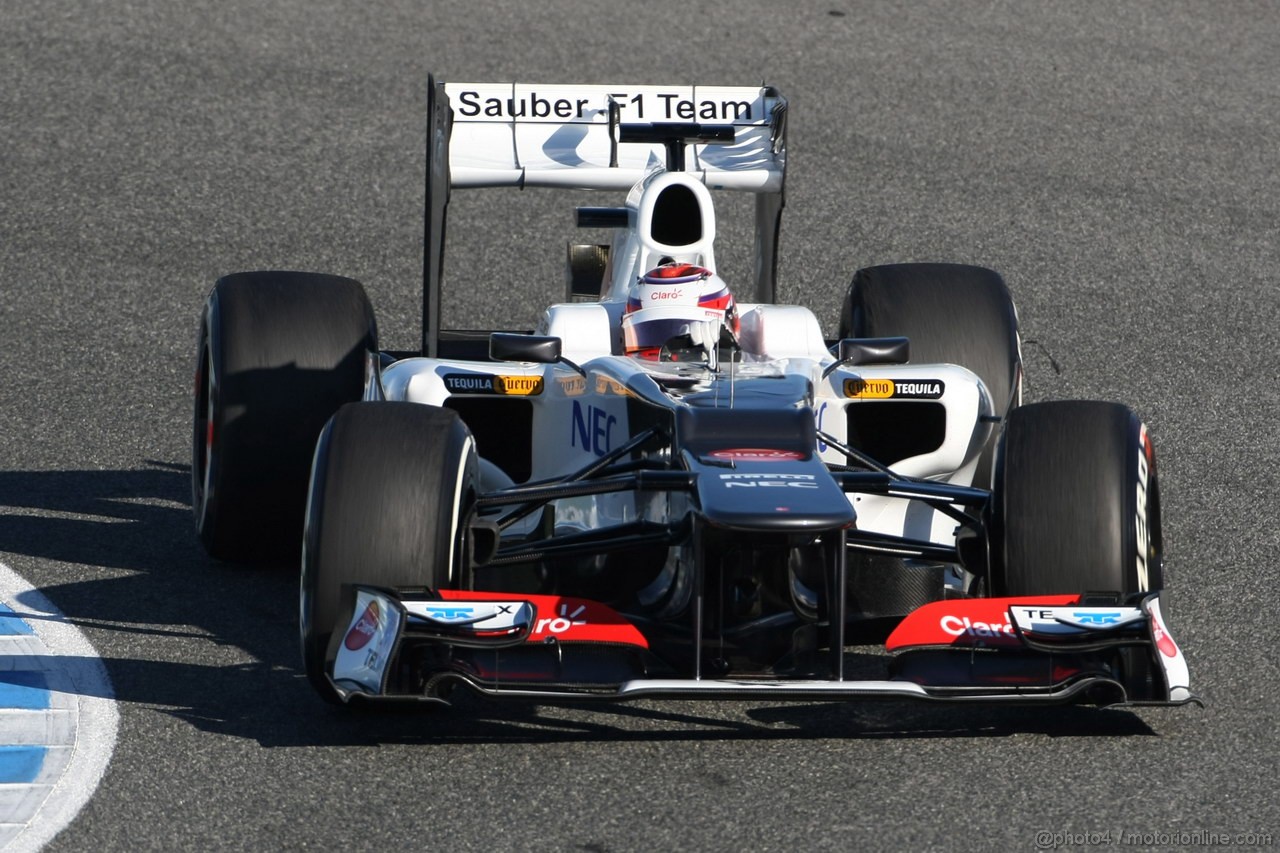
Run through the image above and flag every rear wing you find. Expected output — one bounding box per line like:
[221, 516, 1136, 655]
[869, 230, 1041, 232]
[422, 75, 788, 356]
[443, 83, 786, 191]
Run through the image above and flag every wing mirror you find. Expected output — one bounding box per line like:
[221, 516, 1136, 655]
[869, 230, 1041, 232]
[489, 333, 586, 376]
[490, 333, 562, 363]
[821, 336, 910, 379]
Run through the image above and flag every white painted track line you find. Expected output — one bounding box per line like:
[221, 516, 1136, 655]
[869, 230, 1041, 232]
[0, 562, 117, 852]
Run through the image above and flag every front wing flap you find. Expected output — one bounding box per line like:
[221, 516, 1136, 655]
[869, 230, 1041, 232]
[884, 594, 1194, 706]
[325, 587, 1195, 708]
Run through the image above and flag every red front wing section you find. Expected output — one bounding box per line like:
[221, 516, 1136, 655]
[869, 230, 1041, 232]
[436, 589, 650, 648]
[886, 595, 1081, 651]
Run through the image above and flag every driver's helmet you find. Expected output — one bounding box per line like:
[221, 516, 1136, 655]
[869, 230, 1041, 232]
[621, 263, 738, 361]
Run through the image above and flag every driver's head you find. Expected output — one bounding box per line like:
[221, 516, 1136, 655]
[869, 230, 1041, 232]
[621, 263, 738, 361]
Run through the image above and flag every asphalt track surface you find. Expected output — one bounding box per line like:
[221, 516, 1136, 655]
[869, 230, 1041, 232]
[2, 1, 1278, 850]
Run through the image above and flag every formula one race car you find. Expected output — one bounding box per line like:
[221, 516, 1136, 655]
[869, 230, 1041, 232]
[192, 77, 1193, 710]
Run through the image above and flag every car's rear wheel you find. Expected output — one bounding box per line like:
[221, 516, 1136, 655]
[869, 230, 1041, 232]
[300, 402, 477, 704]
[839, 263, 1021, 488]
[989, 400, 1163, 597]
[193, 271, 377, 564]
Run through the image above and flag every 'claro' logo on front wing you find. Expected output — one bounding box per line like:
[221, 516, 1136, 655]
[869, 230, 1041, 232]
[533, 603, 587, 636]
[939, 615, 1015, 638]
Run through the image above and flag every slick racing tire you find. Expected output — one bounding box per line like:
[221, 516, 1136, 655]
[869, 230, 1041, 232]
[193, 271, 377, 564]
[839, 263, 1021, 488]
[300, 402, 477, 705]
[989, 400, 1163, 598]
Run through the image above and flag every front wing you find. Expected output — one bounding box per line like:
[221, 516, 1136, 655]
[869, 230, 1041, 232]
[324, 587, 1195, 708]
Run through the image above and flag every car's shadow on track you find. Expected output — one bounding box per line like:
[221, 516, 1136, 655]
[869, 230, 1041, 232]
[0, 462, 1161, 746]
[293, 692, 1160, 746]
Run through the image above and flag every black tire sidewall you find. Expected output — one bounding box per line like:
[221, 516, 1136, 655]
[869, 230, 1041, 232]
[193, 271, 377, 563]
[193, 308, 219, 551]
[991, 401, 1163, 598]
[300, 402, 476, 703]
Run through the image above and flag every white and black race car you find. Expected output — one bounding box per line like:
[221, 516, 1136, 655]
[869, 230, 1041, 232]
[192, 78, 1192, 709]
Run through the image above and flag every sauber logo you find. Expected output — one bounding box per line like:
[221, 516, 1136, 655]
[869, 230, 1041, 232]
[343, 601, 381, 651]
[939, 615, 1015, 638]
[708, 448, 804, 462]
[457, 90, 593, 120]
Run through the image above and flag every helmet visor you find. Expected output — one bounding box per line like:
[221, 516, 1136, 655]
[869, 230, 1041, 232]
[623, 309, 725, 362]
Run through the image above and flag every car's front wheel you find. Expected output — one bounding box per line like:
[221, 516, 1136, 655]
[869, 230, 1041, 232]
[300, 402, 477, 704]
[989, 400, 1163, 598]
